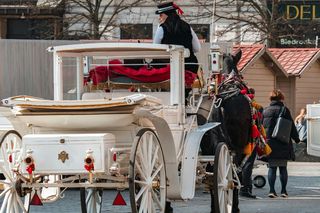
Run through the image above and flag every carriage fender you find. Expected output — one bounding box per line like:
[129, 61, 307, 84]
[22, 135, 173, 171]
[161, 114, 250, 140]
[180, 122, 220, 200]
[134, 109, 182, 199]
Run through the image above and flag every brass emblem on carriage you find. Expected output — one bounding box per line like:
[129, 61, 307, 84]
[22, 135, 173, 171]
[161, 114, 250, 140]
[58, 151, 69, 163]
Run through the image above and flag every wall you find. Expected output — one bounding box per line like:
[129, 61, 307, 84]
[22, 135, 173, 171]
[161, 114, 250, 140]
[295, 61, 320, 117]
[276, 76, 295, 115]
[242, 58, 275, 108]
[0, 40, 211, 100]
[0, 40, 77, 100]
[0, 18, 6, 39]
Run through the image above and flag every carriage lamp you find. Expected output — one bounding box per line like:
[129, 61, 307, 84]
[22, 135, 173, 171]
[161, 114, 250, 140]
[84, 149, 94, 183]
[109, 152, 120, 176]
[24, 149, 35, 182]
[84, 150, 94, 171]
[209, 44, 222, 73]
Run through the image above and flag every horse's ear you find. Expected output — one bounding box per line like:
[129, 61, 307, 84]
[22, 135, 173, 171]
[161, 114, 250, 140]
[232, 49, 242, 65]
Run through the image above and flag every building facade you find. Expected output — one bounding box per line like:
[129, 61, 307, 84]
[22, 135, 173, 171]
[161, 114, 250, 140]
[0, 0, 65, 39]
[0, 0, 261, 43]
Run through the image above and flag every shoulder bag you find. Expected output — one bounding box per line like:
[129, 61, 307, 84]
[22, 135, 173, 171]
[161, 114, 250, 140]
[271, 106, 292, 144]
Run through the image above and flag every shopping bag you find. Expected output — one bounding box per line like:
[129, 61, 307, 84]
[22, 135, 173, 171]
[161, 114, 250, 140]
[271, 107, 292, 144]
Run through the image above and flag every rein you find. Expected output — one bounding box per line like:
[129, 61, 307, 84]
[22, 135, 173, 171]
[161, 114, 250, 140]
[214, 75, 249, 106]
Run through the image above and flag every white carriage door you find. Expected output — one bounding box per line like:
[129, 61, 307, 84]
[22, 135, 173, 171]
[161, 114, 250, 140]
[307, 104, 320, 157]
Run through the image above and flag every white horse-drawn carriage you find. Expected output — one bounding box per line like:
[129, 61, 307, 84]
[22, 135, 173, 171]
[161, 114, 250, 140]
[307, 104, 320, 157]
[0, 43, 237, 213]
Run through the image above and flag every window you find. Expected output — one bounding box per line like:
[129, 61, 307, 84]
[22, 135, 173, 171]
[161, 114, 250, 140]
[7, 19, 54, 39]
[190, 24, 210, 42]
[120, 24, 153, 39]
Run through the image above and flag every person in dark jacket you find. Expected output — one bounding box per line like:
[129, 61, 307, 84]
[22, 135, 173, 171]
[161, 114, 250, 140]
[262, 89, 300, 198]
[240, 88, 260, 199]
[154, 1, 201, 73]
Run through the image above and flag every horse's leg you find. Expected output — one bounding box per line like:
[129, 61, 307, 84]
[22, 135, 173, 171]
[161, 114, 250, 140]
[232, 188, 240, 213]
[200, 130, 216, 156]
[210, 189, 215, 213]
[165, 201, 173, 213]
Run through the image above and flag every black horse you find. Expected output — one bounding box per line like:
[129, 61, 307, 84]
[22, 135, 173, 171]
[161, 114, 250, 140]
[200, 49, 252, 213]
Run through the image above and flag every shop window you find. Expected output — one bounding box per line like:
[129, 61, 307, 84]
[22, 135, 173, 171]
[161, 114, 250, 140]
[120, 24, 153, 39]
[190, 24, 210, 42]
[7, 18, 54, 39]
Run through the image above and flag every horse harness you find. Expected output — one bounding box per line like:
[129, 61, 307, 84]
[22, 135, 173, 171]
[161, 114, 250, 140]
[213, 76, 252, 109]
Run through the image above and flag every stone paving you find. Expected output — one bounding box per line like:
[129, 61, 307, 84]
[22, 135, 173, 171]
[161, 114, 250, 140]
[23, 162, 320, 213]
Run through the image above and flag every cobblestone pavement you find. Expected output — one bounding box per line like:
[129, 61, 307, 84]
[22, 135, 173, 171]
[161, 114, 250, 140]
[0, 162, 319, 213]
[23, 162, 320, 213]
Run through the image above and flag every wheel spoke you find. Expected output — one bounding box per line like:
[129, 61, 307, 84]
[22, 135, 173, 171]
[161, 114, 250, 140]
[80, 188, 102, 213]
[152, 202, 157, 213]
[214, 144, 233, 213]
[0, 164, 12, 183]
[135, 185, 148, 202]
[151, 163, 163, 180]
[13, 193, 20, 213]
[134, 180, 148, 185]
[6, 192, 12, 213]
[138, 191, 148, 213]
[0, 148, 10, 175]
[147, 134, 153, 176]
[219, 192, 225, 213]
[0, 192, 9, 213]
[24, 193, 31, 212]
[142, 134, 148, 160]
[218, 164, 223, 181]
[0, 132, 23, 213]
[137, 145, 148, 176]
[0, 186, 12, 198]
[85, 189, 92, 205]
[130, 130, 166, 213]
[147, 191, 152, 213]
[150, 145, 159, 172]
[224, 164, 231, 180]
[135, 161, 147, 181]
[16, 193, 28, 213]
[151, 190, 163, 210]
[224, 149, 228, 164]
[141, 135, 150, 177]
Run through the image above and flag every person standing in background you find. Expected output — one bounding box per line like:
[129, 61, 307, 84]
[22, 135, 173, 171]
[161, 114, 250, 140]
[239, 88, 261, 199]
[262, 89, 300, 198]
[295, 107, 307, 143]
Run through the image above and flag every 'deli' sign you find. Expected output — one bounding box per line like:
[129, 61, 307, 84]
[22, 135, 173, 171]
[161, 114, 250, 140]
[284, 1, 320, 21]
[267, 0, 320, 48]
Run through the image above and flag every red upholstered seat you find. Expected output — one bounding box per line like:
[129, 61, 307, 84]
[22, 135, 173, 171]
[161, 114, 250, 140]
[87, 60, 196, 87]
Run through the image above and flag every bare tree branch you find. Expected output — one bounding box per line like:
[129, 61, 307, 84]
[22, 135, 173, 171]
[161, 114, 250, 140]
[197, 0, 320, 47]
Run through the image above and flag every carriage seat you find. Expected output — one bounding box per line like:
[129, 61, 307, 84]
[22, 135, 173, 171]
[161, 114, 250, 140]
[86, 59, 198, 91]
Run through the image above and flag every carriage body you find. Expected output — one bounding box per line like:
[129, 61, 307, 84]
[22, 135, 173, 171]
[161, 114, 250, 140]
[306, 104, 320, 157]
[0, 43, 235, 213]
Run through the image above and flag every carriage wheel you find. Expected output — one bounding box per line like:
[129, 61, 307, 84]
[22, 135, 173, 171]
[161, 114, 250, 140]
[129, 128, 167, 213]
[213, 143, 233, 213]
[0, 130, 30, 213]
[80, 187, 103, 213]
[253, 175, 266, 188]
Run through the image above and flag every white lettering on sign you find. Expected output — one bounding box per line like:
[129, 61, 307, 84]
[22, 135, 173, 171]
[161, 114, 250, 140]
[280, 38, 316, 46]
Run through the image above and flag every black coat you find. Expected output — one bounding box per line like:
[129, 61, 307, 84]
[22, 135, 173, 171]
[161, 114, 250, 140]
[262, 101, 300, 160]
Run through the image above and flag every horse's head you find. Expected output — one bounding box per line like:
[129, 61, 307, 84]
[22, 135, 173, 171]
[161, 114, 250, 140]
[222, 49, 242, 75]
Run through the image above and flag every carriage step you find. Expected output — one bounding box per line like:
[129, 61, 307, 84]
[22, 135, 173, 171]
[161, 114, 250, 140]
[198, 155, 215, 162]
